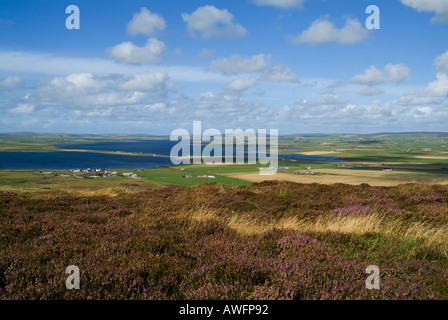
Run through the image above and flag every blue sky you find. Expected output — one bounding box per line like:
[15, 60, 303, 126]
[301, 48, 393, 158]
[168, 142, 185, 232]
[0, 0, 447, 134]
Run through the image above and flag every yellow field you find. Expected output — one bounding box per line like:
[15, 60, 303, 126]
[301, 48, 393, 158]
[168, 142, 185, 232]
[226, 169, 448, 186]
[362, 162, 448, 170]
[413, 156, 448, 160]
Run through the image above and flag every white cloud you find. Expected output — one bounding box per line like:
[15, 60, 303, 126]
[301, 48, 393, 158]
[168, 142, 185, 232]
[253, 0, 305, 9]
[86, 108, 113, 118]
[126, 7, 166, 36]
[225, 78, 257, 91]
[143, 102, 167, 112]
[412, 106, 433, 117]
[208, 54, 268, 74]
[4, 69, 448, 134]
[199, 92, 215, 99]
[33, 72, 170, 112]
[197, 48, 215, 58]
[398, 72, 448, 105]
[0, 50, 227, 83]
[170, 92, 274, 128]
[298, 94, 348, 106]
[0, 75, 23, 90]
[120, 72, 168, 91]
[181, 5, 247, 39]
[65, 73, 101, 90]
[9, 103, 34, 114]
[400, 0, 448, 23]
[42, 73, 105, 94]
[385, 64, 411, 83]
[107, 38, 166, 64]
[398, 95, 442, 105]
[352, 66, 386, 86]
[435, 50, 448, 72]
[83, 92, 148, 107]
[261, 63, 299, 82]
[426, 72, 448, 97]
[291, 16, 368, 45]
[351, 64, 411, 86]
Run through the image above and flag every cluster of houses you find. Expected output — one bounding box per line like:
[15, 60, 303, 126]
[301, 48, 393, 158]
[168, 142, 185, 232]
[183, 175, 216, 179]
[36, 168, 141, 179]
[68, 168, 119, 178]
[296, 171, 322, 175]
[336, 163, 367, 168]
[293, 166, 321, 175]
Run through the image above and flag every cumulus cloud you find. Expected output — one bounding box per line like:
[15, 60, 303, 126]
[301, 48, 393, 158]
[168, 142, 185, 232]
[107, 38, 166, 64]
[66, 73, 101, 89]
[426, 72, 448, 97]
[261, 63, 299, 83]
[412, 106, 433, 117]
[351, 64, 411, 86]
[288, 98, 406, 129]
[84, 108, 113, 118]
[120, 72, 168, 91]
[297, 94, 348, 107]
[126, 7, 166, 36]
[398, 72, 448, 105]
[291, 16, 368, 45]
[181, 6, 247, 39]
[5, 70, 448, 133]
[171, 92, 275, 129]
[0, 75, 23, 90]
[435, 50, 448, 72]
[0, 50, 226, 83]
[35, 72, 171, 112]
[400, 0, 448, 23]
[9, 103, 34, 115]
[39, 73, 105, 96]
[253, 0, 305, 9]
[225, 78, 257, 91]
[197, 48, 215, 58]
[278, 90, 448, 132]
[386, 64, 412, 83]
[208, 54, 268, 74]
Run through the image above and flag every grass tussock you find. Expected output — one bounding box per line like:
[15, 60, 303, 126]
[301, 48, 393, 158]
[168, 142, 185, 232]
[186, 207, 448, 255]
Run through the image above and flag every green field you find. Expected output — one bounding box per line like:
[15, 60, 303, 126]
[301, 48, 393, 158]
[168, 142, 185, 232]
[0, 132, 447, 192]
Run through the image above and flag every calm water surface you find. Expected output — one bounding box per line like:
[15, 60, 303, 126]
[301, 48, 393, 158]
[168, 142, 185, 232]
[0, 140, 342, 169]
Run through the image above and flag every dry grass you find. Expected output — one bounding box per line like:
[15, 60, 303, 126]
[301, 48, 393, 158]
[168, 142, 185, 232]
[185, 207, 448, 255]
[412, 156, 448, 160]
[226, 170, 448, 186]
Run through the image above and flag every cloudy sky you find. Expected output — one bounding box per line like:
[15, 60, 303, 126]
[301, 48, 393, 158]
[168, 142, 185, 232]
[0, 0, 447, 134]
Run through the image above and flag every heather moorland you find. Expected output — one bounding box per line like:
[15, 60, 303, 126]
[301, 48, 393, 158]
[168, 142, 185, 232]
[1, 181, 447, 300]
